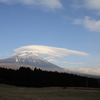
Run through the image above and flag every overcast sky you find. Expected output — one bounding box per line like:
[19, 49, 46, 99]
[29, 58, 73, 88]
[0, 0, 100, 75]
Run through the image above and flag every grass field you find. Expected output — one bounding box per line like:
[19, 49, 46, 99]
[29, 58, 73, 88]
[0, 84, 100, 100]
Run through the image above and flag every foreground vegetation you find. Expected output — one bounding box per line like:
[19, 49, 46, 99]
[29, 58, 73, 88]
[0, 67, 99, 87]
[0, 84, 100, 100]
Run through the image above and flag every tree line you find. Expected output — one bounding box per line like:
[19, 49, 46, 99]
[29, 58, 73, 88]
[0, 67, 99, 88]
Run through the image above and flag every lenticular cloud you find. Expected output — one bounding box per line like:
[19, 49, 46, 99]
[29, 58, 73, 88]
[14, 45, 89, 58]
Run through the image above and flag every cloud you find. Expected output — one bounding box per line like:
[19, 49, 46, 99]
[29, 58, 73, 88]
[46, 59, 59, 63]
[14, 45, 89, 63]
[72, 0, 100, 11]
[71, 0, 84, 9]
[44, 58, 85, 65]
[67, 62, 85, 65]
[44, 56, 58, 63]
[73, 16, 100, 32]
[0, 0, 62, 10]
[84, 0, 100, 10]
[71, 67, 100, 75]
[14, 45, 89, 57]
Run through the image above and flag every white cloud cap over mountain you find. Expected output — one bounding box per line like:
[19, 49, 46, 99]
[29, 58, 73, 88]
[14, 45, 89, 58]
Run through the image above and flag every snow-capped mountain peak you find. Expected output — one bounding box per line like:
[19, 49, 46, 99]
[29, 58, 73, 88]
[0, 51, 63, 71]
[12, 51, 48, 63]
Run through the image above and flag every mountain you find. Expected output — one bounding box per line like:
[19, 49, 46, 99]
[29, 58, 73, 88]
[0, 52, 100, 78]
[0, 51, 63, 71]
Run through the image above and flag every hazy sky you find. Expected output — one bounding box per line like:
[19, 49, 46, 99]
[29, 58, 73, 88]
[0, 0, 100, 75]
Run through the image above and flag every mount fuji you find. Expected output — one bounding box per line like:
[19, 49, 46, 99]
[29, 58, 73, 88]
[0, 51, 63, 71]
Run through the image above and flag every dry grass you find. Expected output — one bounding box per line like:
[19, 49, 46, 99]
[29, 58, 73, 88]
[0, 84, 100, 100]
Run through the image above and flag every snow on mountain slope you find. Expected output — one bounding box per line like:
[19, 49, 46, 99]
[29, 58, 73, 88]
[13, 51, 48, 63]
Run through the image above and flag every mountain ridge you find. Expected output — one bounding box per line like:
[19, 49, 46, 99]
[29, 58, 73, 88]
[0, 51, 63, 71]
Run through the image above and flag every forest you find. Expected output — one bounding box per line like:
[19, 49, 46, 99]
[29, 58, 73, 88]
[0, 67, 99, 88]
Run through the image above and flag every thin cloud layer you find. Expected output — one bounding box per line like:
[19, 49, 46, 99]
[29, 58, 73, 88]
[73, 0, 100, 11]
[71, 67, 100, 75]
[14, 45, 89, 58]
[84, 0, 100, 10]
[74, 16, 100, 32]
[0, 0, 62, 9]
